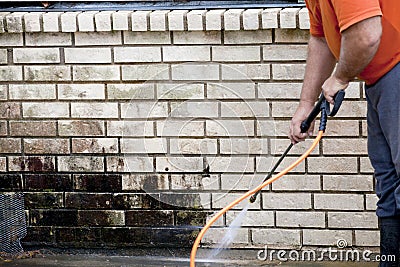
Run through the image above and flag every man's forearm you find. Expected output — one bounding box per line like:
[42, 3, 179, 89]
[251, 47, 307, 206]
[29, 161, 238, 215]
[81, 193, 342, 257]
[334, 16, 382, 83]
[300, 36, 336, 105]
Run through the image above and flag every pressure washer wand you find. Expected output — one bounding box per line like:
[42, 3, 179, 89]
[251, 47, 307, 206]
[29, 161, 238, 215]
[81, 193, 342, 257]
[249, 91, 345, 203]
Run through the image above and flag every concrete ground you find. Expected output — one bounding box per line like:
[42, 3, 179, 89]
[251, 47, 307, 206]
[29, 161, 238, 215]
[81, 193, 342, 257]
[0, 248, 380, 266]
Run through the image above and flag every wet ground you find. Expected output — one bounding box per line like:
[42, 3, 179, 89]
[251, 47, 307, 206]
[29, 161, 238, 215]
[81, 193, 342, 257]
[0, 248, 379, 266]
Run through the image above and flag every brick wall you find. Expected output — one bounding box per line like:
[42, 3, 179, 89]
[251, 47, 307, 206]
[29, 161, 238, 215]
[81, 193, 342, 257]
[0, 8, 378, 250]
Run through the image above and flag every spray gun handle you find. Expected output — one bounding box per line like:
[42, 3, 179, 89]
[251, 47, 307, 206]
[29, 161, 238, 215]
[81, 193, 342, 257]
[300, 90, 345, 133]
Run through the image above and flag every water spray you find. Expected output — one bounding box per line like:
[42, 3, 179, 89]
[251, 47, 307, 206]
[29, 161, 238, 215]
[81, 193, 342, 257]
[190, 90, 345, 267]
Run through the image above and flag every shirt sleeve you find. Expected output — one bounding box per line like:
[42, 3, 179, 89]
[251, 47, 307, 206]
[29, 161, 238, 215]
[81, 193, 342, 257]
[306, 0, 325, 37]
[332, 0, 382, 32]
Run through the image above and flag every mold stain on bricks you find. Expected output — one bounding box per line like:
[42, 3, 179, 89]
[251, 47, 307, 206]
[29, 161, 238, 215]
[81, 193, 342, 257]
[14, 156, 55, 172]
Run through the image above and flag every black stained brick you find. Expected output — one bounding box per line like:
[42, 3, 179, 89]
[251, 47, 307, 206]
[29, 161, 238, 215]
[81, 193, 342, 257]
[29, 209, 78, 226]
[175, 211, 210, 226]
[24, 192, 63, 209]
[65, 193, 112, 209]
[73, 174, 122, 192]
[55, 227, 102, 244]
[0, 174, 23, 191]
[159, 193, 204, 210]
[112, 193, 160, 210]
[125, 210, 174, 227]
[77, 210, 123, 227]
[101, 227, 152, 246]
[24, 174, 72, 191]
[23, 226, 54, 244]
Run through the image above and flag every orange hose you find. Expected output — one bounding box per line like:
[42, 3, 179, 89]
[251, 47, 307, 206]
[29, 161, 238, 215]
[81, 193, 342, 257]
[189, 130, 324, 267]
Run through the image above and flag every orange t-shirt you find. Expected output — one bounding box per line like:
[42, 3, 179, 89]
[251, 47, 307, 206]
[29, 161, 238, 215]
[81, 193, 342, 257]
[306, 0, 400, 85]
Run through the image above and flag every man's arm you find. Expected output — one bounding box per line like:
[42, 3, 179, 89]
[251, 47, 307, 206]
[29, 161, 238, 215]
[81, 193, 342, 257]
[323, 16, 382, 104]
[289, 36, 336, 144]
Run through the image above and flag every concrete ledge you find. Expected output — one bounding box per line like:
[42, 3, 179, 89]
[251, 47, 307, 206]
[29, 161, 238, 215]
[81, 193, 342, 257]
[0, 8, 310, 33]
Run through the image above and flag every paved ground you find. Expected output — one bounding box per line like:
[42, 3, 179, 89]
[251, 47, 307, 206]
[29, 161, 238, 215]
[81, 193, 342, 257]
[0, 248, 380, 266]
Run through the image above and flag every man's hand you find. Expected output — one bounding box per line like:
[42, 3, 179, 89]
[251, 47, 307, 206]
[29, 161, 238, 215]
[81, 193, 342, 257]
[289, 101, 315, 144]
[322, 75, 349, 104]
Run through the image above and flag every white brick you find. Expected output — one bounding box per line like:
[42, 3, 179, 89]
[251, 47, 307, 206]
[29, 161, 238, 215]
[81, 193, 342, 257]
[121, 138, 167, 154]
[64, 48, 111, 63]
[58, 156, 104, 172]
[170, 101, 218, 118]
[323, 139, 367, 155]
[75, 32, 121, 46]
[221, 174, 270, 190]
[42, 12, 62, 32]
[157, 83, 204, 100]
[6, 13, 24, 33]
[323, 175, 374, 192]
[107, 156, 153, 172]
[173, 31, 221, 44]
[299, 8, 310, 29]
[275, 28, 310, 43]
[168, 10, 188, 31]
[95, 11, 113, 31]
[221, 64, 270, 80]
[0, 12, 10, 33]
[58, 84, 105, 100]
[114, 47, 161, 63]
[213, 46, 260, 62]
[227, 210, 274, 227]
[0, 49, 7, 64]
[252, 229, 301, 248]
[220, 138, 267, 154]
[355, 230, 379, 247]
[169, 138, 217, 155]
[256, 156, 305, 173]
[149, 10, 169, 31]
[13, 48, 60, 63]
[107, 121, 153, 137]
[309, 157, 358, 174]
[163, 46, 210, 62]
[280, 8, 300, 29]
[276, 211, 325, 228]
[171, 64, 219, 81]
[25, 66, 70, 81]
[262, 193, 311, 209]
[243, 9, 261, 30]
[24, 12, 42, 32]
[360, 157, 373, 173]
[303, 229, 353, 246]
[0, 33, 23, 47]
[61, 12, 79, 32]
[224, 30, 272, 44]
[224, 9, 243, 31]
[271, 139, 319, 156]
[272, 64, 306, 80]
[314, 194, 364, 210]
[0, 84, 7, 99]
[124, 31, 171, 44]
[131, 11, 150, 31]
[271, 174, 321, 191]
[25, 32, 72, 46]
[78, 11, 98, 32]
[221, 101, 268, 118]
[23, 102, 69, 118]
[334, 101, 367, 118]
[258, 83, 301, 99]
[207, 156, 254, 173]
[203, 228, 248, 245]
[73, 66, 119, 81]
[157, 120, 204, 137]
[112, 11, 132, 31]
[207, 82, 255, 99]
[366, 194, 378, 210]
[212, 193, 260, 209]
[270, 101, 299, 117]
[122, 64, 169, 81]
[187, 10, 206, 31]
[205, 9, 225, 31]
[107, 83, 154, 100]
[324, 120, 361, 137]
[156, 157, 203, 172]
[71, 103, 118, 118]
[263, 45, 308, 61]
[121, 102, 168, 118]
[257, 120, 289, 137]
[9, 84, 56, 99]
[328, 212, 378, 229]
[261, 8, 281, 29]
[206, 120, 254, 137]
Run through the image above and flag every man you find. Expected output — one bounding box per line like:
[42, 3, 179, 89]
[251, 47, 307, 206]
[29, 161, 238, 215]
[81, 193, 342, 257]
[289, 0, 400, 266]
